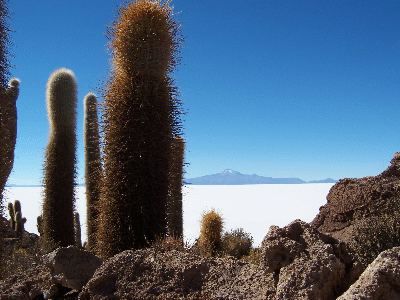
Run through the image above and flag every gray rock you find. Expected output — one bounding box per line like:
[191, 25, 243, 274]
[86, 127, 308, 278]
[261, 219, 363, 300]
[338, 247, 400, 300]
[79, 249, 275, 299]
[43, 246, 102, 290]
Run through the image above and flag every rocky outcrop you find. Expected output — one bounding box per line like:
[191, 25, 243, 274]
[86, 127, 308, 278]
[261, 219, 363, 300]
[338, 247, 400, 300]
[0, 246, 102, 299]
[311, 154, 400, 243]
[79, 249, 275, 300]
[42, 246, 102, 291]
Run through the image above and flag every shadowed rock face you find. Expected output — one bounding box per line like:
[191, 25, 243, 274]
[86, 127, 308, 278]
[311, 154, 400, 243]
[261, 219, 363, 300]
[338, 247, 400, 300]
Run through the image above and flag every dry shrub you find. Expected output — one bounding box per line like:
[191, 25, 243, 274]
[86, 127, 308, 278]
[241, 248, 262, 266]
[350, 211, 400, 266]
[199, 209, 224, 257]
[221, 228, 253, 259]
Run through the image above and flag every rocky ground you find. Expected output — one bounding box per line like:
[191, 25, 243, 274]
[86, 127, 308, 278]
[2, 154, 400, 299]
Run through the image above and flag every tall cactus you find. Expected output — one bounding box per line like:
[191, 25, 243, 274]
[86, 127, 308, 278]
[84, 93, 102, 251]
[167, 136, 185, 238]
[42, 68, 77, 251]
[0, 79, 20, 205]
[0, 0, 13, 280]
[96, 0, 183, 258]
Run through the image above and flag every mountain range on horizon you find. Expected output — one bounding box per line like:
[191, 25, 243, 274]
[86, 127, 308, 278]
[5, 170, 337, 187]
[185, 169, 338, 185]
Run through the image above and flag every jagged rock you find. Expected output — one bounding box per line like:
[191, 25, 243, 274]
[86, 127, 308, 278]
[338, 247, 400, 300]
[43, 246, 103, 290]
[261, 219, 363, 300]
[311, 153, 400, 242]
[79, 249, 275, 299]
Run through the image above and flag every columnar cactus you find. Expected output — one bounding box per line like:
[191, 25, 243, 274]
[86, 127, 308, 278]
[167, 136, 185, 238]
[96, 0, 183, 258]
[7, 200, 26, 238]
[42, 68, 78, 251]
[0, 79, 20, 205]
[84, 93, 102, 251]
[74, 212, 82, 249]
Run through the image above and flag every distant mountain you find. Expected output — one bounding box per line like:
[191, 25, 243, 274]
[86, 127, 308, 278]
[307, 178, 338, 184]
[185, 169, 306, 185]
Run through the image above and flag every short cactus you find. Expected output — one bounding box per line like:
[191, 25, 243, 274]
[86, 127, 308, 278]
[7, 200, 26, 239]
[199, 209, 224, 257]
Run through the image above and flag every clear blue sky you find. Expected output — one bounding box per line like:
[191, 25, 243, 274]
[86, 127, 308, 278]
[6, 0, 400, 185]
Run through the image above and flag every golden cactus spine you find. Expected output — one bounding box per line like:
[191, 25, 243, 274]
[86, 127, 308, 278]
[84, 93, 102, 251]
[96, 0, 183, 259]
[167, 136, 185, 238]
[42, 68, 77, 250]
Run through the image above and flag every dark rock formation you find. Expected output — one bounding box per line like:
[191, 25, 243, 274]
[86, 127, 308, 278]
[311, 153, 400, 244]
[338, 247, 400, 300]
[261, 219, 363, 300]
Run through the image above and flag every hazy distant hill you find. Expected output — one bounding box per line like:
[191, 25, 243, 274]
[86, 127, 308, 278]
[186, 169, 307, 185]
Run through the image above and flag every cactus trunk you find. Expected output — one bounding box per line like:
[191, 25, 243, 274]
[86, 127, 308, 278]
[167, 136, 185, 238]
[96, 0, 183, 259]
[42, 68, 77, 251]
[84, 93, 102, 251]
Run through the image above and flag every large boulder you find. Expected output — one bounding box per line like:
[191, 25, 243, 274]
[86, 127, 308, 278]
[42, 246, 102, 290]
[79, 249, 275, 299]
[338, 247, 400, 300]
[261, 219, 363, 300]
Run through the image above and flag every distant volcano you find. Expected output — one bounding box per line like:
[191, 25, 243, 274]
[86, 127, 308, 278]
[186, 169, 311, 185]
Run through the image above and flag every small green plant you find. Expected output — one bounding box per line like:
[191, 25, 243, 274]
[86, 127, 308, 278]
[350, 212, 400, 266]
[199, 209, 224, 257]
[7, 200, 26, 239]
[221, 228, 253, 259]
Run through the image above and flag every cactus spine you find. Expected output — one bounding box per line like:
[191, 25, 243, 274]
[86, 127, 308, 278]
[167, 136, 185, 238]
[84, 93, 102, 251]
[42, 68, 78, 250]
[96, 0, 183, 258]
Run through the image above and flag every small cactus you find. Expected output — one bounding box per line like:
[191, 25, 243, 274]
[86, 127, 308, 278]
[37, 215, 43, 236]
[7, 200, 26, 239]
[15, 211, 26, 239]
[7, 202, 15, 230]
[199, 209, 224, 257]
